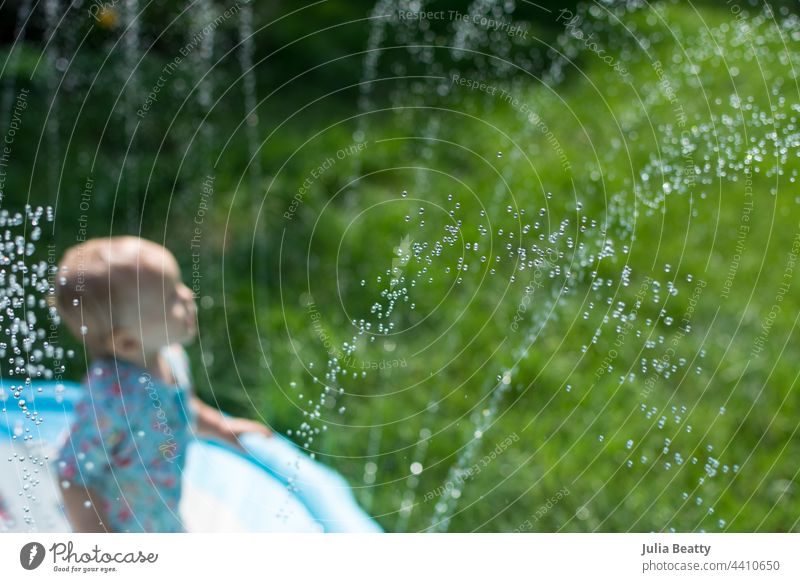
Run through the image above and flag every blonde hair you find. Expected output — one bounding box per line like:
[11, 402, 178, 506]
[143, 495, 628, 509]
[51, 236, 169, 354]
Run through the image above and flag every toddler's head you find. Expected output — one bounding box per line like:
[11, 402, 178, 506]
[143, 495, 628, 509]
[53, 236, 197, 361]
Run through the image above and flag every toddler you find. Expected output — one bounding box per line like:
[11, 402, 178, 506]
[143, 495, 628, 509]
[53, 236, 270, 532]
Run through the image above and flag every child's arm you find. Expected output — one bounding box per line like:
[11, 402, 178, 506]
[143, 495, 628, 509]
[60, 483, 112, 532]
[191, 395, 272, 450]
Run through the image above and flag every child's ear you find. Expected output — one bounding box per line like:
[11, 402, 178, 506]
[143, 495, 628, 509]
[106, 328, 141, 357]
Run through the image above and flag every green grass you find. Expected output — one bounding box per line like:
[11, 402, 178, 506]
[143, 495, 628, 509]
[247, 2, 800, 533]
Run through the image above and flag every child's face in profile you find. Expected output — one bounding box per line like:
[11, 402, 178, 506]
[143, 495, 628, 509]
[120, 245, 197, 355]
[55, 236, 198, 362]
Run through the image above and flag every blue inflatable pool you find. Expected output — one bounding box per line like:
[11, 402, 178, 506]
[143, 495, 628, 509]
[0, 382, 381, 533]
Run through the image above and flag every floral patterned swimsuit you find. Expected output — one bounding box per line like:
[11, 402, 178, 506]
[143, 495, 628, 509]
[56, 347, 196, 532]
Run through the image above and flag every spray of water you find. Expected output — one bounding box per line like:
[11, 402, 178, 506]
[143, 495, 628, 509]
[0, 206, 58, 530]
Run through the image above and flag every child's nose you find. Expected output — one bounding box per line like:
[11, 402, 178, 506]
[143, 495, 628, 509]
[182, 290, 197, 312]
[179, 284, 194, 301]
